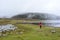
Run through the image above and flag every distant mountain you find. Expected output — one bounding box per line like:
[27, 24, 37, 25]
[12, 13, 60, 20]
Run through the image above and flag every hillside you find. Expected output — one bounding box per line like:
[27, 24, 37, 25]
[0, 20, 60, 40]
[12, 13, 60, 20]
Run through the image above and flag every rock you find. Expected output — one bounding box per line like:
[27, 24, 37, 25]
[20, 32, 23, 34]
[51, 30, 56, 33]
[3, 34, 7, 36]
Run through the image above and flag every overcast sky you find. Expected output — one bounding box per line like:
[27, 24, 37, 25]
[0, 0, 60, 18]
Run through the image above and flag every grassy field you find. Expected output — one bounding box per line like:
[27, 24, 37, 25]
[0, 20, 60, 40]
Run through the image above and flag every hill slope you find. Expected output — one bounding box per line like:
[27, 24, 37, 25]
[12, 13, 59, 20]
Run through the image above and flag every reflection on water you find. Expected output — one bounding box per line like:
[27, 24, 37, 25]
[0, 24, 17, 32]
[44, 20, 60, 27]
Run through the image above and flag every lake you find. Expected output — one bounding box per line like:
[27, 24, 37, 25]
[43, 20, 60, 27]
[18, 20, 60, 27]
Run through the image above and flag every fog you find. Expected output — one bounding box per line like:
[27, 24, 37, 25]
[0, 0, 60, 17]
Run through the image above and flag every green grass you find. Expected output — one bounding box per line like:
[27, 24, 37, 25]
[0, 20, 60, 40]
[17, 24, 60, 40]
